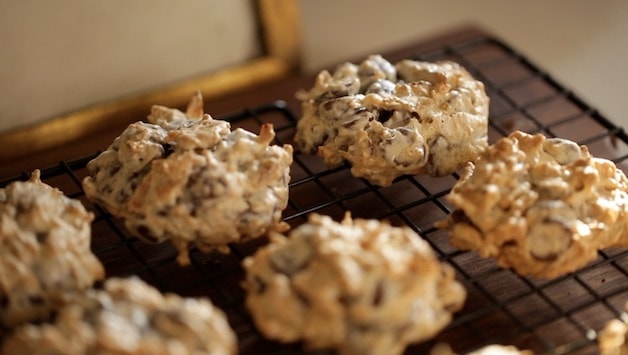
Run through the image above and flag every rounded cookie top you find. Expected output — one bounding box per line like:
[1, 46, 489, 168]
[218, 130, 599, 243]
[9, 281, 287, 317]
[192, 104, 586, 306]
[0, 277, 237, 355]
[0, 170, 104, 328]
[82, 93, 293, 265]
[243, 213, 466, 355]
[437, 131, 628, 279]
[294, 55, 489, 186]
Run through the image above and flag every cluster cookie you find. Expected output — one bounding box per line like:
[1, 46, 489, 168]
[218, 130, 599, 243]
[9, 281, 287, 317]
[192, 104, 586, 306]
[243, 213, 466, 355]
[294, 55, 489, 186]
[598, 303, 628, 355]
[0, 277, 237, 355]
[82, 93, 293, 265]
[0, 170, 104, 328]
[430, 343, 533, 355]
[437, 131, 628, 279]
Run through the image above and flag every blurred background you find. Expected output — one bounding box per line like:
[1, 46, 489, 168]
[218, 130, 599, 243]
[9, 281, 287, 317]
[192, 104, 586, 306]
[1, 0, 627, 134]
[299, 0, 628, 131]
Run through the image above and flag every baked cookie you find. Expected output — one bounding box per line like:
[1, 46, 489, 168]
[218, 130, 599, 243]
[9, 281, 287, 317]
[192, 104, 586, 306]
[430, 343, 533, 355]
[0, 277, 237, 355]
[436, 131, 628, 279]
[82, 93, 293, 265]
[294, 54, 489, 186]
[0, 170, 104, 328]
[243, 213, 466, 355]
[598, 303, 628, 355]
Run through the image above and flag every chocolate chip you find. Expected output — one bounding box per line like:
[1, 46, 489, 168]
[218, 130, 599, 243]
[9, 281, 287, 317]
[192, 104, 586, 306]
[28, 295, 45, 305]
[161, 143, 175, 157]
[109, 164, 121, 176]
[377, 110, 394, 123]
[35, 232, 48, 243]
[338, 294, 358, 305]
[15, 202, 27, 215]
[451, 209, 470, 224]
[502, 240, 517, 249]
[343, 119, 359, 129]
[293, 288, 311, 306]
[101, 185, 113, 195]
[250, 275, 267, 293]
[397, 127, 412, 136]
[372, 281, 385, 306]
[0, 295, 8, 309]
[136, 225, 159, 243]
[330, 89, 349, 98]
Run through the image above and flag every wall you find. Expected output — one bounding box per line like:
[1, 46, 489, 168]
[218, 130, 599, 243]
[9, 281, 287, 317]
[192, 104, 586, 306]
[0, 0, 260, 133]
[299, 0, 628, 129]
[2, 1, 627, 134]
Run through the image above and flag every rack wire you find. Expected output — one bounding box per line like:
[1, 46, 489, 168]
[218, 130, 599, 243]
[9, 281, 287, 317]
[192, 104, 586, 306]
[2, 35, 628, 354]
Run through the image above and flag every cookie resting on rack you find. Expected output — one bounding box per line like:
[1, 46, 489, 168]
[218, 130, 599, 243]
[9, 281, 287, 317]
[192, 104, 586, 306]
[294, 54, 489, 186]
[82, 92, 293, 265]
[0, 277, 237, 355]
[436, 131, 628, 279]
[430, 343, 533, 355]
[0, 170, 104, 328]
[243, 213, 466, 355]
[597, 302, 628, 355]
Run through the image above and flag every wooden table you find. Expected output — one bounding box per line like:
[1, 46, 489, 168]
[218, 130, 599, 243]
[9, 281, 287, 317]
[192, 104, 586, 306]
[2, 27, 627, 354]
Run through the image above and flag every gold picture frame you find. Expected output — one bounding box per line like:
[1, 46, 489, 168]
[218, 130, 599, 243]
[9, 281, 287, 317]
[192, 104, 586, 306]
[0, 0, 301, 162]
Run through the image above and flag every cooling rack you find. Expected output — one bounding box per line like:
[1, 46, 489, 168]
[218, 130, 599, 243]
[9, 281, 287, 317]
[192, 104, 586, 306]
[2, 35, 628, 354]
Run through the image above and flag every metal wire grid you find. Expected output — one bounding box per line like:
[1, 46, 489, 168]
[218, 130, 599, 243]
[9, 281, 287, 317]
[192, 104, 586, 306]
[2, 35, 628, 354]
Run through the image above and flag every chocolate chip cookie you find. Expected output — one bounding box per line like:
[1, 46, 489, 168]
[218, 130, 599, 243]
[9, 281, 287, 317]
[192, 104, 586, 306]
[437, 131, 628, 279]
[294, 55, 489, 186]
[243, 213, 466, 355]
[1, 277, 237, 355]
[0, 170, 104, 328]
[82, 93, 293, 265]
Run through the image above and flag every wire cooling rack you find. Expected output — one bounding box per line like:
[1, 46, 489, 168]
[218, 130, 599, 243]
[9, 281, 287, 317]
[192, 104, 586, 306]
[2, 35, 628, 354]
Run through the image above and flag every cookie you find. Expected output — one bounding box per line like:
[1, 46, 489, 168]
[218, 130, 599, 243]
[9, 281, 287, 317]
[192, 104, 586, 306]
[82, 93, 293, 265]
[430, 343, 533, 355]
[436, 131, 628, 279]
[598, 303, 628, 355]
[0, 277, 237, 355]
[243, 213, 466, 355]
[294, 55, 489, 186]
[0, 170, 104, 328]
